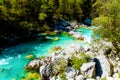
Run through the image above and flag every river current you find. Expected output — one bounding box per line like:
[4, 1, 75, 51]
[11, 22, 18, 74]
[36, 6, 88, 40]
[0, 27, 94, 80]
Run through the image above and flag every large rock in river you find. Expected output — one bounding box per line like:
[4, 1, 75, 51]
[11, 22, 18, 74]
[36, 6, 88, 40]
[25, 59, 43, 71]
[39, 57, 68, 80]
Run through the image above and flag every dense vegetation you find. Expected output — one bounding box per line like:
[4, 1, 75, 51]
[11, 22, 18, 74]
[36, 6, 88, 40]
[92, 0, 120, 56]
[0, 0, 119, 55]
[0, 0, 94, 33]
[0, 0, 95, 48]
[70, 52, 91, 70]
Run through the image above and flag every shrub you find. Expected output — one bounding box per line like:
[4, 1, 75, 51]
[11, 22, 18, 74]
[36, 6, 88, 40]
[70, 52, 91, 70]
[59, 73, 66, 80]
[92, 15, 111, 27]
[52, 58, 67, 74]
[52, 58, 68, 75]
[61, 31, 69, 36]
[38, 13, 47, 20]
[22, 72, 42, 80]
[101, 77, 106, 80]
[42, 23, 50, 31]
[118, 73, 120, 78]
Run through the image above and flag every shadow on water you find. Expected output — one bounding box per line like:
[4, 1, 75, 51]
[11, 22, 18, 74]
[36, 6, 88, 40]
[94, 58, 103, 77]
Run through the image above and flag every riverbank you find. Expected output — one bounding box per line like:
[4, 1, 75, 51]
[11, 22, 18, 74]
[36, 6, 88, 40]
[0, 25, 119, 80]
[0, 25, 94, 80]
[0, 20, 86, 53]
[25, 40, 120, 80]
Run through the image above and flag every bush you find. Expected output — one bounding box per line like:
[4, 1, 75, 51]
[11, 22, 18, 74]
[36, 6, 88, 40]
[42, 23, 51, 31]
[118, 73, 120, 78]
[70, 52, 91, 70]
[101, 77, 106, 80]
[60, 73, 66, 80]
[61, 31, 69, 36]
[92, 0, 120, 56]
[22, 72, 42, 80]
[39, 13, 47, 20]
[92, 15, 111, 27]
[52, 58, 67, 74]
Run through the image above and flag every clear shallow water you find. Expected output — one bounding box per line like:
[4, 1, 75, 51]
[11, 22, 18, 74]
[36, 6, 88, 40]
[0, 28, 94, 80]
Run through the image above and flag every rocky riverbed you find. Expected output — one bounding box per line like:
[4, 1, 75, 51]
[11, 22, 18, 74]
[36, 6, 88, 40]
[25, 39, 120, 80]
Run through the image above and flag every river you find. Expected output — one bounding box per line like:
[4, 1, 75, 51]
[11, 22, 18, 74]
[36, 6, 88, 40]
[0, 27, 94, 80]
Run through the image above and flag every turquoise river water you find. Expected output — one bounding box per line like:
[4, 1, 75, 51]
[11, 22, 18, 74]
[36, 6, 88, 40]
[0, 28, 94, 80]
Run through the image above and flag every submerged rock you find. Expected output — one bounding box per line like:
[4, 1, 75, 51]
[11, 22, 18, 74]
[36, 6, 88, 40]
[25, 54, 36, 59]
[49, 46, 62, 53]
[53, 37, 59, 41]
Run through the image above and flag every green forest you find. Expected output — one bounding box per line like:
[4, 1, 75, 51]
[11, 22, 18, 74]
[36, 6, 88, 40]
[0, 0, 95, 48]
[0, 0, 94, 33]
[0, 0, 119, 53]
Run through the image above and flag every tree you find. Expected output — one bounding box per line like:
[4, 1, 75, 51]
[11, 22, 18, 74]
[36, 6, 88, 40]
[92, 0, 120, 56]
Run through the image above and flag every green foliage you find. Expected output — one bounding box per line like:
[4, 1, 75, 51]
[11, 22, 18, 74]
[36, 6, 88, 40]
[70, 52, 91, 70]
[118, 73, 120, 78]
[22, 72, 42, 80]
[0, 0, 94, 29]
[39, 13, 47, 20]
[93, 0, 120, 55]
[92, 15, 110, 27]
[101, 77, 106, 80]
[60, 73, 66, 80]
[0, 0, 94, 23]
[38, 56, 46, 60]
[42, 23, 50, 30]
[0, 5, 8, 20]
[53, 58, 67, 73]
[0, 0, 3, 3]
[0, 0, 96, 45]
[61, 31, 69, 36]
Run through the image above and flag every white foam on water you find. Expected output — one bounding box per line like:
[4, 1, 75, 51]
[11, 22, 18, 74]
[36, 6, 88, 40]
[0, 27, 94, 80]
[83, 35, 92, 43]
[18, 54, 21, 58]
[0, 59, 9, 65]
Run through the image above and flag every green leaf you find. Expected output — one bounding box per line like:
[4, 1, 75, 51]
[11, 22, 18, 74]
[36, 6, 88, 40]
[38, 13, 47, 20]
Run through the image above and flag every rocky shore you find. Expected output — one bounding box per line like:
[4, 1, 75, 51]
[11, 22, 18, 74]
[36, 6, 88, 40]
[25, 39, 120, 80]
